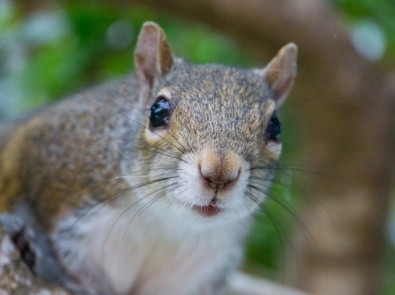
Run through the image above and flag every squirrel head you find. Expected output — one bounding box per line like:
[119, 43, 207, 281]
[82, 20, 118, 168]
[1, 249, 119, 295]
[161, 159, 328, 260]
[131, 22, 297, 224]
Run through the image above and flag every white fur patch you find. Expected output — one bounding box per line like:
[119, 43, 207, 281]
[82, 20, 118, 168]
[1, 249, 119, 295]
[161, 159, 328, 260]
[54, 196, 248, 295]
[53, 141, 269, 294]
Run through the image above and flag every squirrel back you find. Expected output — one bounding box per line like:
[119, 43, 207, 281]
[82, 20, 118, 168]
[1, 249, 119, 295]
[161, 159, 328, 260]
[0, 75, 139, 216]
[0, 22, 297, 295]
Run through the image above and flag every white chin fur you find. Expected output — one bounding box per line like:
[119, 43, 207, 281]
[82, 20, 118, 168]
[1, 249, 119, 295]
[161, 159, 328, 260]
[173, 152, 260, 223]
[55, 198, 248, 295]
[53, 148, 271, 294]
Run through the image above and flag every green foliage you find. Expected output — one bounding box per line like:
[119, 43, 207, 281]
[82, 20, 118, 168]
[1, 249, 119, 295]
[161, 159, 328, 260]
[331, 0, 395, 62]
[0, 3, 256, 117]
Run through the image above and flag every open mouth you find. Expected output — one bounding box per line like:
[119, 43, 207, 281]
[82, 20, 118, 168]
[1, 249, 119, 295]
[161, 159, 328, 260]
[192, 205, 223, 217]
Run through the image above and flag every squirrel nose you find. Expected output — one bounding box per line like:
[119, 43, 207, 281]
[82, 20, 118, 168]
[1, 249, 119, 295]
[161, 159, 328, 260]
[199, 149, 241, 190]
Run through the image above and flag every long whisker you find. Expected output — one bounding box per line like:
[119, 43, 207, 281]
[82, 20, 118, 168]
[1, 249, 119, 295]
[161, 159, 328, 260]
[244, 187, 308, 276]
[109, 168, 182, 182]
[247, 184, 316, 251]
[70, 175, 181, 233]
[245, 190, 287, 272]
[118, 183, 185, 256]
[103, 182, 182, 262]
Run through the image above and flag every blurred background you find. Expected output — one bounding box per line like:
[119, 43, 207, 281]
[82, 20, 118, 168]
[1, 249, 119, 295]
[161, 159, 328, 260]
[0, 0, 394, 294]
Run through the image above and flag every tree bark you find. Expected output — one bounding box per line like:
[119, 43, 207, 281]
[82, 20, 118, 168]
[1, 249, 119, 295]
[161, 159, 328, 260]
[12, 0, 395, 294]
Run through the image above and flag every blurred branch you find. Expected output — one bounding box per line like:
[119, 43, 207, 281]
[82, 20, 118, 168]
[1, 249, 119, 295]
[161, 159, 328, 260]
[13, 0, 57, 14]
[228, 272, 309, 295]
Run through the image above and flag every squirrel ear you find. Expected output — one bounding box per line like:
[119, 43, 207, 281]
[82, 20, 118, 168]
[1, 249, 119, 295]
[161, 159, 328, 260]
[262, 43, 298, 106]
[135, 22, 173, 89]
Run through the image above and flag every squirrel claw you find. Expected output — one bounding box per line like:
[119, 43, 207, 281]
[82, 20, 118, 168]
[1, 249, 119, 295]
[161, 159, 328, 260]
[0, 213, 37, 271]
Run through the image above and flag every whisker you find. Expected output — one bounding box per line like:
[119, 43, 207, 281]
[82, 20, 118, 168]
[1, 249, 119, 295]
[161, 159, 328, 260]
[245, 190, 287, 271]
[247, 184, 317, 251]
[109, 168, 182, 182]
[119, 183, 185, 256]
[105, 182, 183, 261]
[70, 175, 181, 233]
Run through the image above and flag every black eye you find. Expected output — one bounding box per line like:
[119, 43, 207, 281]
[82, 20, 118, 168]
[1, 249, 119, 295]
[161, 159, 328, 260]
[149, 98, 171, 128]
[265, 113, 282, 142]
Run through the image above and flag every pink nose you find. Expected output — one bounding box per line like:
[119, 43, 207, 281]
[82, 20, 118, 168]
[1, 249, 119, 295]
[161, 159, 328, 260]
[198, 149, 241, 190]
[199, 168, 238, 189]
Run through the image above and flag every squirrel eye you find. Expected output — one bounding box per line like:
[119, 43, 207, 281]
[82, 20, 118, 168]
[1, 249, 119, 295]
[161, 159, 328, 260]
[149, 97, 171, 128]
[265, 113, 282, 142]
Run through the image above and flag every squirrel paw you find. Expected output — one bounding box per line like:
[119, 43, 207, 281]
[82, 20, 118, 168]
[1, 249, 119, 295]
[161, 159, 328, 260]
[0, 213, 37, 271]
[0, 213, 98, 295]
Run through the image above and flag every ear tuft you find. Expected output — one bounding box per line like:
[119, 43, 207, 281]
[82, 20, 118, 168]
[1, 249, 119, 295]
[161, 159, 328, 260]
[135, 22, 173, 89]
[263, 43, 298, 106]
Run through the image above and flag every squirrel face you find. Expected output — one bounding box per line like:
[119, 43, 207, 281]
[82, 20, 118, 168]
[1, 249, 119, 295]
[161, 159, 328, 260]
[142, 65, 278, 222]
[131, 22, 297, 225]
[0, 22, 298, 294]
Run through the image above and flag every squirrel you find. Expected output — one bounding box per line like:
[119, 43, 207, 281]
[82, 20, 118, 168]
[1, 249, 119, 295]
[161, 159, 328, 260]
[0, 22, 297, 295]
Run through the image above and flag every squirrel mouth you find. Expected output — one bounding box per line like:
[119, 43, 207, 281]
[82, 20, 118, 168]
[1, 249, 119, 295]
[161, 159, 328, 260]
[193, 205, 222, 217]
